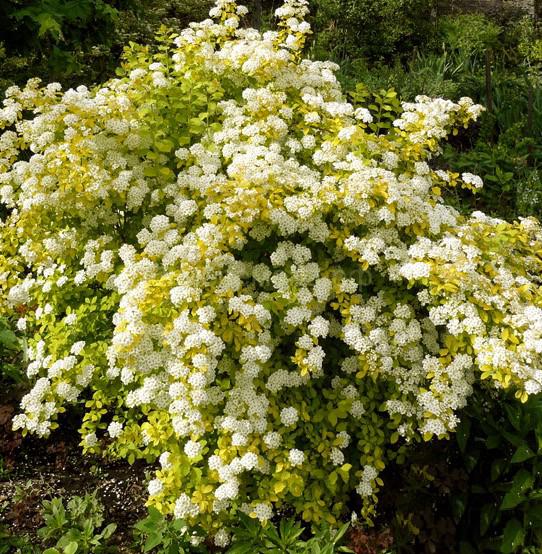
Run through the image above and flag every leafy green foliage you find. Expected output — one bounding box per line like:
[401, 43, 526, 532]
[0, 316, 24, 383]
[308, 0, 436, 63]
[0, 2, 541, 552]
[132, 510, 356, 554]
[343, 11, 542, 222]
[451, 392, 542, 553]
[366, 392, 542, 553]
[439, 117, 542, 218]
[227, 514, 354, 554]
[38, 492, 117, 554]
[348, 84, 403, 135]
[0, 0, 121, 83]
[438, 14, 501, 59]
[133, 507, 207, 553]
[10, 0, 119, 40]
[0, 0, 218, 93]
[0, 525, 40, 554]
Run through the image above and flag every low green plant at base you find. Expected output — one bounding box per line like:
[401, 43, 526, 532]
[227, 514, 353, 554]
[133, 508, 354, 554]
[38, 492, 117, 554]
[133, 506, 207, 553]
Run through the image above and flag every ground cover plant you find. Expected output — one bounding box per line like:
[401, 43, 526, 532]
[1, 0, 542, 550]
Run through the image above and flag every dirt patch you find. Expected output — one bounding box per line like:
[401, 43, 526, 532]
[0, 398, 148, 551]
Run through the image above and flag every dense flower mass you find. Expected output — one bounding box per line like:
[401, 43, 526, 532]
[1, 0, 542, 540]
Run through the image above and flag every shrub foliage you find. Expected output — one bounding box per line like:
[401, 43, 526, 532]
[1, 0, 542, 545]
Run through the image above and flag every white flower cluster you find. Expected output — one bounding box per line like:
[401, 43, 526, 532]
[356, 465, 378, 497]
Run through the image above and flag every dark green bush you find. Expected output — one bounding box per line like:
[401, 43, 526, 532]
[0, 0, 217, 93]
[0, 0, 122, 85]
[453, 392, 542, 553]
[308, 0, 437, 64]
[379, 390, 542, 553]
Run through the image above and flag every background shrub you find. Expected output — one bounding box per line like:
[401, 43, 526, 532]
[308, 0, 436, 64]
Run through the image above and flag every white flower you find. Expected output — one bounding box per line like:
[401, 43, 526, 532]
[64, 313, 77, 325]
[148, 478, 163, 496]
[84, 433, 98, 447]
[330, 448, 344, 466]
[288, 448, 304, 466]
[462, 172, 483, 188]
[174, 493, 200, 518]
[264, 431, 282, 449]
[108, 421, 123, 438]
[280, 407, 299, 427]
[354, 107, 373, 123]
[214, 529, 230, 547]
[253, 502, 272, 522]
[184, 440, 203, 459]
[159, 451, 172, 468]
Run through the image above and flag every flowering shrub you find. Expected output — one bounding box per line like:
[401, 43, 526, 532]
[1, 0, 542, 546]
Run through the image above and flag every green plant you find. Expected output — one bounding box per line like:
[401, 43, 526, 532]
[0, 0, 219, 95]
[0, 316, 25, 383]
[3, 0, 542, 543]
[9, 0, 118, 38]
[0, 0, 121, 82]
[38, 492, 117, 553]
[348, 84, 403, 134]
[439, 122, 541, 218]
[385, 390, 542, 553]
[451, 391, 542, 553]
[0, 525, 39, 554]
[438, 14, 501, 62]
[516, 169, 542, 217]
[133, 507, 207, 553]
[308, 0, 437, 64]
[227, 514, 353, 554]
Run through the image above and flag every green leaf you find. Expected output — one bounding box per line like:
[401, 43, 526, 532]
[63, 542, 78, 554]
[526, 503, 542, 527]
[491, 458, 507, 482]
[101, 523, 117, 539]
[0, 328, 19, 350]
[535, 423, 542, 453]
[501, 491, 526, 511]
[502, 430, 525, 447]
[332, 522, 350, 545]
[501, 469, 533, 510]
[451, 493, 467, 521]
[464, 449, 480, 473]
[486, 434, 502, 449]
[156, 139, 174, 153]
[144, 532, 164, 552]
[510, 444, 535, 463]
[500, 518, 524, 553]
[480, 503, 497, 536]
[11, 8, 63, 38]
[226, 539, 256, 554]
